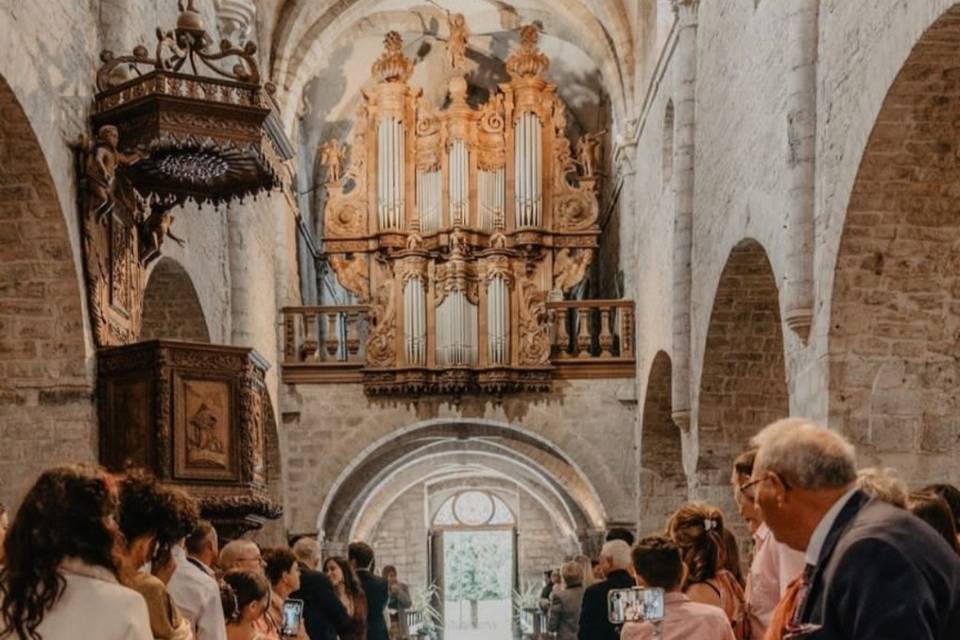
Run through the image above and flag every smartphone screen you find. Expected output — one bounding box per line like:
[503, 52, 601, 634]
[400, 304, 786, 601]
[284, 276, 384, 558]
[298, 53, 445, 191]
[282, 598, 304, 637]
[607, 587, 665, 624]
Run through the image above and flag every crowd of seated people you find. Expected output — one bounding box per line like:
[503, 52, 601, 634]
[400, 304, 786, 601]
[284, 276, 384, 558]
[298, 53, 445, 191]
[1, 418, 960, 639]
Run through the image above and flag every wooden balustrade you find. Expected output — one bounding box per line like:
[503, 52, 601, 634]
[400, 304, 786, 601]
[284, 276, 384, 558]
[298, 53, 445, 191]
[282, 305, 368, 383]
[547, 299, 635, 378]
[281, 300, 635, 386]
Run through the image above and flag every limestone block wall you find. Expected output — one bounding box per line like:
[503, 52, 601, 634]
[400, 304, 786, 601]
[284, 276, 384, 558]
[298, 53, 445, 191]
[626, 0, 960, 528]
[370, 485, 428, 592]
[282, 379, 637, 536]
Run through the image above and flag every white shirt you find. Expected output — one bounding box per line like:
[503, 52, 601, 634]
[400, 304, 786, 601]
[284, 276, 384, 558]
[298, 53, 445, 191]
[168, 545, 227, 640]
[2, 558, 153, 640]
[805, 487, 858, 566]
[745, 523, 806, 639]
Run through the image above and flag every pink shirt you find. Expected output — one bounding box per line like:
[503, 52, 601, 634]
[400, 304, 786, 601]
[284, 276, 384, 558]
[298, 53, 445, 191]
[745, 524, 805, 640]
[620, 592, 735, 640]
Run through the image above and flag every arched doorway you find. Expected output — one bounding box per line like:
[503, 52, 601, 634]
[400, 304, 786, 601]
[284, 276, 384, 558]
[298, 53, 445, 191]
[431, 489, 517, 640]
[639, 351, 685, 533]
[142, 257, 210, 342]
[829, 6, 960, 485]
[697, 240, 788, 543]
[0, 75, 92, 507]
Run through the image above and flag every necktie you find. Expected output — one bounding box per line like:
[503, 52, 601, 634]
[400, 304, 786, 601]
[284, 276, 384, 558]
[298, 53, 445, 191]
[788, 564, 816, 628]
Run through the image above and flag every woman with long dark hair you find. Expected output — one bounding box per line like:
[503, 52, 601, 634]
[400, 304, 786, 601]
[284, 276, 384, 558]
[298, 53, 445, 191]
[668, 502, 746, 639]
[0, 465, 152, 640]
[323, 556, 366, 640]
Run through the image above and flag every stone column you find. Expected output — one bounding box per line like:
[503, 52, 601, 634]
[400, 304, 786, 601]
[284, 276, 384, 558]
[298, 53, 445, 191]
[784, 0, 819, 340]
[670, 0, 699, 432]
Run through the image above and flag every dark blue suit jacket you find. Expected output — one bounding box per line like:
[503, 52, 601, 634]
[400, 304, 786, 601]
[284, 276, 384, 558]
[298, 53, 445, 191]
[577, 569, 635, 640]
[800, 490, 960, 639]
[357, 569, 390, 640]
[291, 562, 350, 640]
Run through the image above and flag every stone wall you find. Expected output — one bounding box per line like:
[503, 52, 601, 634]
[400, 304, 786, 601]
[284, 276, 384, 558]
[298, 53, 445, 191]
[141, 258, 212, 343]
[282, 379, 637, 535]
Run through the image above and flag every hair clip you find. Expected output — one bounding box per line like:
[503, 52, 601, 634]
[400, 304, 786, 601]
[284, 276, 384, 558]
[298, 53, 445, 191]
[703, 518, 716, 531]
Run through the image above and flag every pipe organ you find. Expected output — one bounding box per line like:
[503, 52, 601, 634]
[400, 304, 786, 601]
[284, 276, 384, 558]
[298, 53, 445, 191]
[321, 25, 602, 395]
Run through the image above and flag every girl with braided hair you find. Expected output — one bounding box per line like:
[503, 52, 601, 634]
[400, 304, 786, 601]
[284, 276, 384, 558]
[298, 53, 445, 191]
[221, 570, 270, 640]
[667, 502, 746, 639]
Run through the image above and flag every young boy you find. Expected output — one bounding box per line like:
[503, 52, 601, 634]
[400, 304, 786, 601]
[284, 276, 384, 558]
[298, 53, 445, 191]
[620, 536, 735, 640]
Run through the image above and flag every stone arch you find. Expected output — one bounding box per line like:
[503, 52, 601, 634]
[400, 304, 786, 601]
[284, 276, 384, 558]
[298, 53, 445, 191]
[317, 419, 607, 544]
[639, 351, 685, 533]
[0, 74, 93, 507]
[141, 257, 210, 342]
[696, 239, 788, 541]
[829, 6, 960, 485]
[662, 100, 674, 187]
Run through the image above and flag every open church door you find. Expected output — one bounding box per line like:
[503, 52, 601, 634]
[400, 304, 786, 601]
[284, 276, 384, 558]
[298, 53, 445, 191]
[428, 528, 444, 640]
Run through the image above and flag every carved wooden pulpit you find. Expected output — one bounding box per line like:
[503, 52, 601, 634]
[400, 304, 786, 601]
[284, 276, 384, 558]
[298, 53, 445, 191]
[98, 340, 278, 537]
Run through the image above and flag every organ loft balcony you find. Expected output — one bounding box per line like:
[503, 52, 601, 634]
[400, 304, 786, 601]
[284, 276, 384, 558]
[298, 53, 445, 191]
[281, 27, 634, 395]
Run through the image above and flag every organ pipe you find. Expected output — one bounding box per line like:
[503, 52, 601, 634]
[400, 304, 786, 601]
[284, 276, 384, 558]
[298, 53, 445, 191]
[514, 112, 542, 228]
[437, 292, 478, 366]
[478, 168, 505, 232]
[487, 275, 509, 365]
[404, 276, 426, 365]
[449, 140, 469, 226]
[417, 170, 441, 234]
[377, 117, 405, 230]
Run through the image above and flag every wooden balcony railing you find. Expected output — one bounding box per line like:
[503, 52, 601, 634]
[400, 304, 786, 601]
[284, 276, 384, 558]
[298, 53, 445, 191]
[281, 299, 635, 386]
[547, 299, 635, 379]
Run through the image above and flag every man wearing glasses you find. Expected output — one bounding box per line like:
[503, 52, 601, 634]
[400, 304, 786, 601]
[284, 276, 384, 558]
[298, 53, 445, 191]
[731, 449, 804, 640]
[748, 418, 960, 639]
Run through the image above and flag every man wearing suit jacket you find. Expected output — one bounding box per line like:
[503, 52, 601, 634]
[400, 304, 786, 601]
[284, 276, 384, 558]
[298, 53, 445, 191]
[578, 539, 636, 640]
[748, 418, 960, 639]
[349, 541, 390, 640]
[290, 537, 351, 640]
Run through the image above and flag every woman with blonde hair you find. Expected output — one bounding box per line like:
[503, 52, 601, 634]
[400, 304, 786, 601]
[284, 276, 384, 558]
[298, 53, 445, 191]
[667, 502, 745, 639]
[573, 554, 597, 588]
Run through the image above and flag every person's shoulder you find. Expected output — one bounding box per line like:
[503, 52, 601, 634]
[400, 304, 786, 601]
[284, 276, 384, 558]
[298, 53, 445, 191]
[129, 571, 168, 599]
[681, 598, 731, 622]
[844, 501, 959, 561]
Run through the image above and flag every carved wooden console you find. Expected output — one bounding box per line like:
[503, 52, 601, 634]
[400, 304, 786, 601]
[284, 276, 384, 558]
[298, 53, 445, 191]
[98, 340, 279, 537]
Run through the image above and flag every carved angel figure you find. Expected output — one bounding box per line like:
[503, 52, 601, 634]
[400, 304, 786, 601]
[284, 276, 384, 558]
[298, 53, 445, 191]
[82, 125, 146, 222]
[330, 253, 369, 301]
[576, 130, 606, 178]
[140, 208, 185, 266]
[553, 248, 595, 294]
[319, 140, 346, 184]
[447, 13, 469, 71]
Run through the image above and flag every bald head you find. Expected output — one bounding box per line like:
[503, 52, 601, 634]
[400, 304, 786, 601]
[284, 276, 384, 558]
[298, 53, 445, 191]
[751, 418, 856, 490]
[219, 539, 262, 573]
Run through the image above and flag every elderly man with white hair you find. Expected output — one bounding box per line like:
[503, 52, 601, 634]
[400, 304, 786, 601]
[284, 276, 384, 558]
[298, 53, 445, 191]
[578, 539, 635, 640]
[289, 537, 351, 640]
[745, 418, 960, 639]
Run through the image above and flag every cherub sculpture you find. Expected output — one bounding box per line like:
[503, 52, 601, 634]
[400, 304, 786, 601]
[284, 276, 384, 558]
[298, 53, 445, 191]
[447, 13, 469, 71]
[140, 208, 185, 265]
[81, 125, 146, 222]
[576, 130, 606, 178]
[319, 139, 346, 184]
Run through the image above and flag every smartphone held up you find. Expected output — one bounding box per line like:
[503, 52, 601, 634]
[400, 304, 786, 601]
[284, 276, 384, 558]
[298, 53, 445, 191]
[607, 587, 666, 625]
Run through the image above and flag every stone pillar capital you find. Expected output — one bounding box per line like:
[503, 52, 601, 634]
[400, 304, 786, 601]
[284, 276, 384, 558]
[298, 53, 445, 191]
[671, 0, 700, 24]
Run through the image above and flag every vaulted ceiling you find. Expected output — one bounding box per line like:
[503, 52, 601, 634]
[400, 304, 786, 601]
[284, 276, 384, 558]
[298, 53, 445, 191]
[260, 0, 640, 145]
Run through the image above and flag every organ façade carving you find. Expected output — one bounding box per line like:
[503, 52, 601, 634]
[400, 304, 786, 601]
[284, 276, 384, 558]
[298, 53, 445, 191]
[317, 21, 605, 395]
